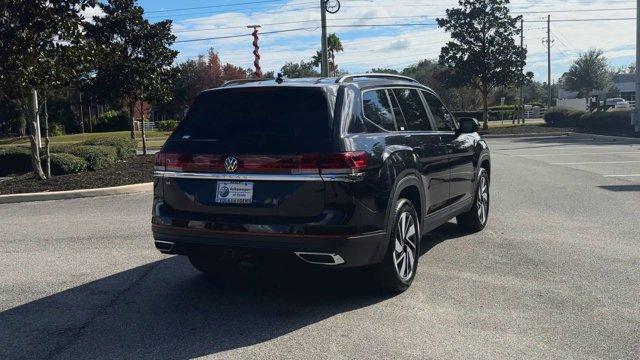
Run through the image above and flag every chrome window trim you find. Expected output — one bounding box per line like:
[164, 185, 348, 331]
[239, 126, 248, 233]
[154, 171, 365, 182]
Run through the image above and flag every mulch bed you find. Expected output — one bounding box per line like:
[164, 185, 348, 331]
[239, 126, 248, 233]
[481, 124, 575, 135]
[0, 155, 154, 195]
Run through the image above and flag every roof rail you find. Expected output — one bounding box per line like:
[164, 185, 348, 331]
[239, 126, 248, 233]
[336, 73, 419, 84]
[221, 79, 264, 87]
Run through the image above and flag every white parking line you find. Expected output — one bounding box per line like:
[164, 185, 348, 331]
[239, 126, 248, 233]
[514, 151, 640, 157]
[551, 161, 640, 165]
[604, 174, 640, 178]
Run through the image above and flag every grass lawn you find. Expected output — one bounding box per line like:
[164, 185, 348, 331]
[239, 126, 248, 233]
[0, 130, 171, 149]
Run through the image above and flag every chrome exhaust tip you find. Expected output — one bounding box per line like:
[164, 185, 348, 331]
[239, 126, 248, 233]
[295, 252, 345, 266]
[154, 240, 175, 253]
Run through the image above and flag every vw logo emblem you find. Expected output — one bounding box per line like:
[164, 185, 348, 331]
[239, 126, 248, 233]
[224, 157, 238, 172]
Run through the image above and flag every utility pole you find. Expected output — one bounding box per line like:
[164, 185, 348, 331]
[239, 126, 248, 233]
[635, 0, 640, 132]
[320, 0, 329, 77]
[519, 16, 525, 124]
[547, 15, 552, 110]
[247, 25, 262, 78]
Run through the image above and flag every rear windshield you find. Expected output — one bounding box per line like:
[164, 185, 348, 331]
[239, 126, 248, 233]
[171, 88, 333, 153]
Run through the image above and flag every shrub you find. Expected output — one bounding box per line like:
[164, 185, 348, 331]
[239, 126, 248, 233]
[50, 123, 65, 136]
[69, 145, 118, 170]
[80, 136, 136, 159]
[94, 111, 131, 132]
[48, 153, 87, 175]
[0, 147, 31, 176]
[156, 120, 179, 132]
[49, 143, 76, 154]
[580, 110, 633, 131]
[544, 108, 585, 127]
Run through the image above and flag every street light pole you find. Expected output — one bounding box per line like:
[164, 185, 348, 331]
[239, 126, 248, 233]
[320, 0, 329, 77]
[547, 15, 552, 110]
[635, 0, 640, 132]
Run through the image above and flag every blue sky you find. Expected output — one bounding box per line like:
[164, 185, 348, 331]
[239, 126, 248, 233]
[127, 0, 637, 82]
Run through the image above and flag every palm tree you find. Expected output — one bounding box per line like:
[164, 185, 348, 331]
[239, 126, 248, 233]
[312, 33, 344, 76]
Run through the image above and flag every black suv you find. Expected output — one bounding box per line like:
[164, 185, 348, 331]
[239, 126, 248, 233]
[152, 74, 490, 292]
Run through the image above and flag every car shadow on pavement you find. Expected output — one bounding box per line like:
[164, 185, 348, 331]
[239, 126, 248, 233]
[0, 256, 394, 359]
[598, 184, 640, 192]
[420, 222, 470, 256]
[0, 223, 469, 359]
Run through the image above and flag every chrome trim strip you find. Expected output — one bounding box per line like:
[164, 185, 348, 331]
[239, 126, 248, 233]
[154, 171, 365, 182]
[295, 252, 346, 266]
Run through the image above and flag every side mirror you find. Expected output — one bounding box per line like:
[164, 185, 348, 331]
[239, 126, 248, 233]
[458, 117, 479, 134]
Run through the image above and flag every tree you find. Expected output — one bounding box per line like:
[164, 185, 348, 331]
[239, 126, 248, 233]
[86, 0, 177, 140]
[0, 0, 95, 179]
[561, 49, 612, 112]
[222, 63, 248, 82]
[369, 68, 400, 74]
[312, 33, 344, 76]
[437, 0, 528, 129]
[281, 61, 320, 78]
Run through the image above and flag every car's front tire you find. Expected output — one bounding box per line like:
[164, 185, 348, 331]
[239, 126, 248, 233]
[457, 167, 489, 232]
[376, 199, 420, 293]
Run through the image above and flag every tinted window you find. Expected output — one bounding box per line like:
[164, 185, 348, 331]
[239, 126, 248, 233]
[362, 90, 396, 131]
[388, 91, 408, 131]
[170, 88, 331, 153]
[393, 89, 432, 131]
[423, 91, 456, 132]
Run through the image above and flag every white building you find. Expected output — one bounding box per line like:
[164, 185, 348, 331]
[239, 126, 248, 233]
[557, 73, 636, 102]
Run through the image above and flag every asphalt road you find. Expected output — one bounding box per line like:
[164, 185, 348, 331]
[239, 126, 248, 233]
[1, 135, 639, 359]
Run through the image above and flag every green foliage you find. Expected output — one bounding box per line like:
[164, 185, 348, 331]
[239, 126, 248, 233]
[94, 111, 131, 132]
[86, 0, 178, 136]
[580, 110, 633, 131]
[544, 108, 587, 127]
[48, 153, 87, 175]
[50, 123, 66, 136]
[280, 61, 320, 78]
[561, 49, 612, 98]
[452, 111, 484, 122]
[69, 145, 118, 170]
[155, 120, 179, 132]
[80, 136, 136, 159]
[49, 143, 76, 153]
[0, 147, 32, 176]
[437, 0, 529, 125]
[312, 33, 343, 75]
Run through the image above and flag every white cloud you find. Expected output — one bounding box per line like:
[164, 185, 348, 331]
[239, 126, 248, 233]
[163, 0, 637, 80]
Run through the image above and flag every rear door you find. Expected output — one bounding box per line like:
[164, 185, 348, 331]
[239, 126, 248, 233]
[422, 91, 476, 204]
[157, 87, 333, 219]
[392, 88, 450, 213]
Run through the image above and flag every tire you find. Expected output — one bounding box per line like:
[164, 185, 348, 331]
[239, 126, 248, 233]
[188, 252, 238, 276]
[376, 199, 421, 293]
[457, 167, 490, 232]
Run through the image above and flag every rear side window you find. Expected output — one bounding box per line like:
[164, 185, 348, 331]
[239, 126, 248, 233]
[422, 91, 457, 132]
[362, 90, 396, 131]
[171, 88, 332, 153]
[393, 89, 433, 131]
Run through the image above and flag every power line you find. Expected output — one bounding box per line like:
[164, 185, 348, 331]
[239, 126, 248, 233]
[145, 0, 294, 14]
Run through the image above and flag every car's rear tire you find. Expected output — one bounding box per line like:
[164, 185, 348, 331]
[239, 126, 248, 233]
[376, 199, 420, 293]
[457, 167, 489, 232]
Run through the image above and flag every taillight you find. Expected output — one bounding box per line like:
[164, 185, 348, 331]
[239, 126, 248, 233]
[154, 151, 368, 175]
[319, 151, 368, 174]
[154, 152, 166, 171]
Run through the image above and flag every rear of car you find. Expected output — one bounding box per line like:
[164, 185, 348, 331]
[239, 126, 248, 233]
[152, 85, 384, 267]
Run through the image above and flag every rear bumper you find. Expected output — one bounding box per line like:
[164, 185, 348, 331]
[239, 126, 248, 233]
[152, 224, 387, 268]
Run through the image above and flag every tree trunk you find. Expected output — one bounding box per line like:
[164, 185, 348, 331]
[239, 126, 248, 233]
[129, 102, 136, 140]
[585, 91, 592, 112]
[44, 92, 51, 179]
[88, 102, 93, 132]
[482, 88, 489, 130]
[27, 89, 45, 180]
[79, 93, 85, 134]
[139, 101, 147, 156]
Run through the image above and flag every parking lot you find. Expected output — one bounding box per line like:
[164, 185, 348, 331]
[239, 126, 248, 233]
[0, 134, 638, 359]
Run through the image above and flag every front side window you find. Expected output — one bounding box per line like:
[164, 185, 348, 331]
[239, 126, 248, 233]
[422, 91, 457, 132]
[393, 88, 433, 131]
[362, 90, 396, 132]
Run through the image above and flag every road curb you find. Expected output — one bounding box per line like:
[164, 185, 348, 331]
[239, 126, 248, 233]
[482, 132, 572, 139]
[568, 132, 640, 144]
[0, 182, 153, 204]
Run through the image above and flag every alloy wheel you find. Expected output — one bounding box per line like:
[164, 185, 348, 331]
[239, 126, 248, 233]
[393, 211, 417, 282]
[477, 176, 489, 225]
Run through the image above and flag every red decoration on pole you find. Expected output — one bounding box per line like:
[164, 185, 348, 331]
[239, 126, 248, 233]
[247, 25, 262, 79]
